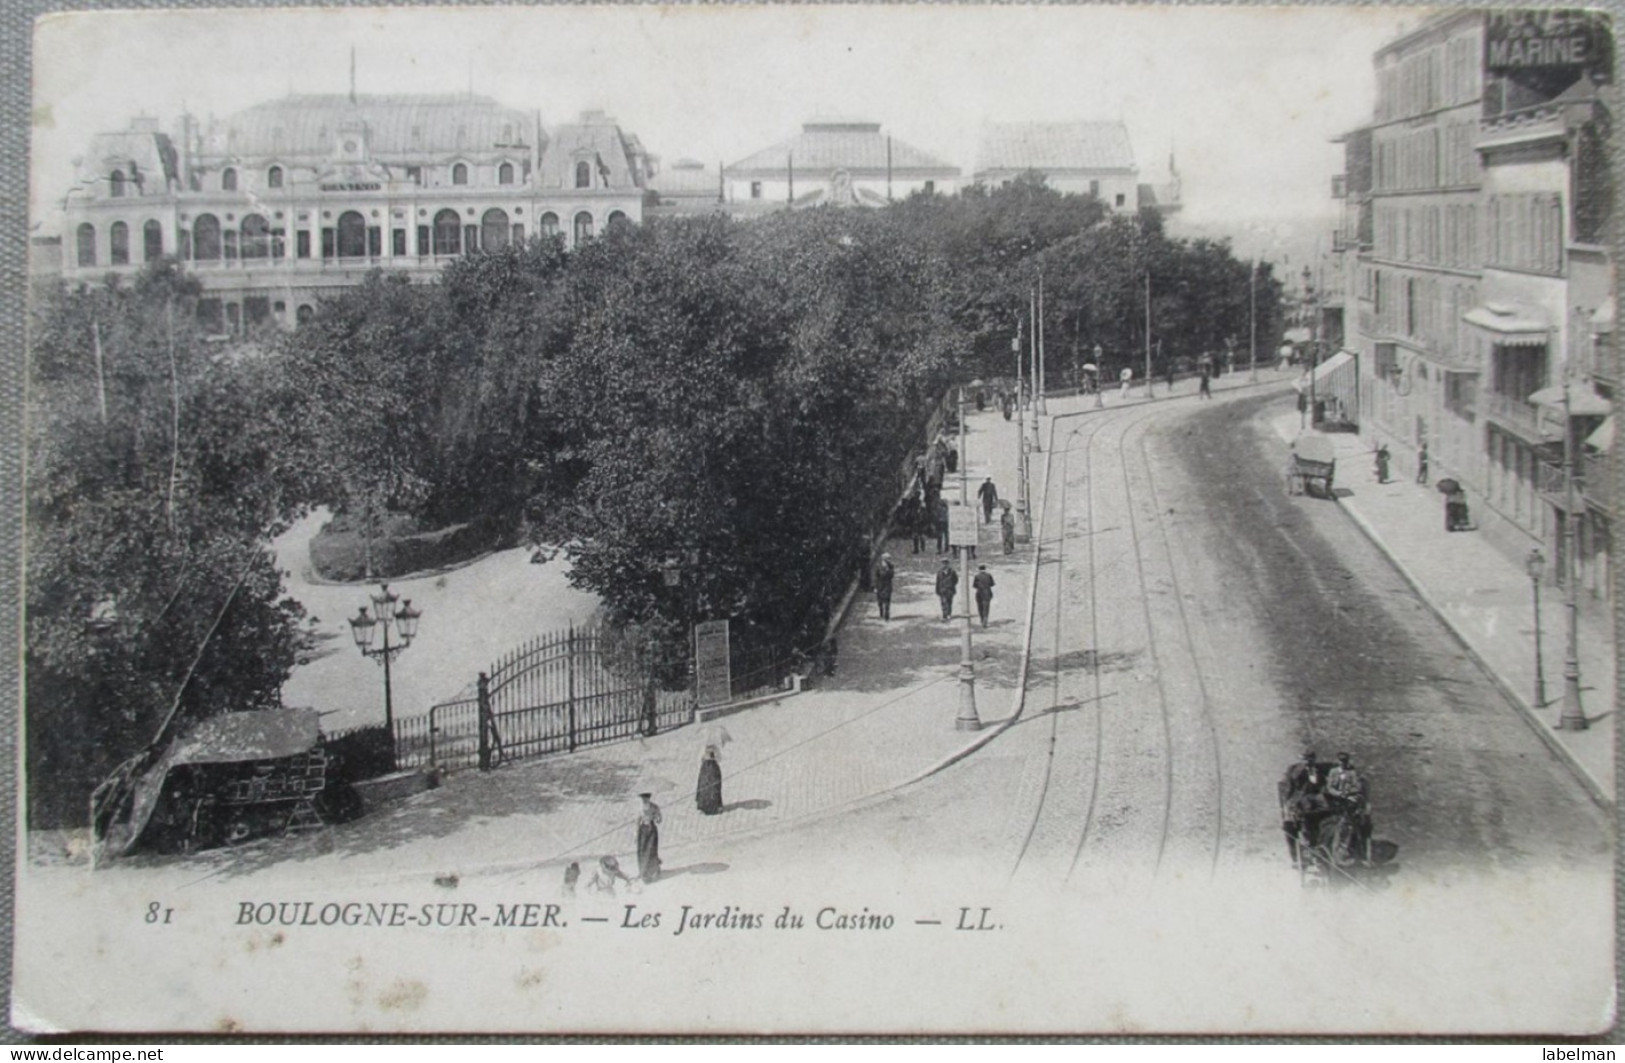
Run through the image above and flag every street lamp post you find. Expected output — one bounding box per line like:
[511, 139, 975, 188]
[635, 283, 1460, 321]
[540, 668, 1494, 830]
[1036, 276, 1048, 416]
[1557, 380, 1587, 731]
[349, 583, 423, 770]
[1304, 265, 1319, 431]
[956, 385, 981, 731]
[1093, 343, 1105, 410]
[1144, 270, 1154, 400]
[1525, 548, 1548, 709]
[1029, 288, 1042, 454]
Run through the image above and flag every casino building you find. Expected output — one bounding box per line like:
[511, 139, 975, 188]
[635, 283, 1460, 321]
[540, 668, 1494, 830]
[58, 94, 653, 333]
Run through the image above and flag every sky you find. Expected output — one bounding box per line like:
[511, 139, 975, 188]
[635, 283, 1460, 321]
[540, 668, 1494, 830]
[30, 4, 1421, 254]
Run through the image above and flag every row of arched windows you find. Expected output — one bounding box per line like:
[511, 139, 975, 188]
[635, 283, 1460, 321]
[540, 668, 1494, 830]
[75, 206, 628, 268]
[77, 220, 165, 266]
[149, 161, 527, 196]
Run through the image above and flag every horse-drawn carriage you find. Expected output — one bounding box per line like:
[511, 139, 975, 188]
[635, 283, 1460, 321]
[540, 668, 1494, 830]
[1287, 435, 1337, 499]
[1284, 792, 1371, 885]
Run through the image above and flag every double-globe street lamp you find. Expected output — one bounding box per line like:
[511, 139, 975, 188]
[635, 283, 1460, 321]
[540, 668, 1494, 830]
[349, 583, 423, 769]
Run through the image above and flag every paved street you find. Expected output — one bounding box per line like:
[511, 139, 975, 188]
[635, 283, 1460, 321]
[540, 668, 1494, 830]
[18, 374, 1613, 1034]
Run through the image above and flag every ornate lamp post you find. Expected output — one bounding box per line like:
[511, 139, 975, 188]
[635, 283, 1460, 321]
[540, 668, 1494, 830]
[349, 583, 422, 768]
[956, 385, 980, 732]
[1525, 548, 1548, 709]
[1557, 379, 1587, 731]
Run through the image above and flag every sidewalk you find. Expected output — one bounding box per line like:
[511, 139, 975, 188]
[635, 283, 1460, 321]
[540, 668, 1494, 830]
[144, 401, 1052, 886]
[1271, 413, 1616, 806]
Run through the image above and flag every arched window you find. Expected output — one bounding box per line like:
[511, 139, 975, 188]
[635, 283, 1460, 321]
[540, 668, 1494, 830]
[433, 208, 462, 255]
[143, 219, 163, 261]
[110, 169, 126, 198]
[452, 163, 468, 186]
[110, 222, 130, 265]
[296, 304, 315, 326]
[607, 210, 629, 230]
[221, 168, 238, 192]
[267, 166, 284, 189]
[241, 214, 271, 259]
[193, 214, 222, 260]
[481, 208, 511, 251]
[76, 223, 97, 267]
[539, 212, 559, 238]
[336, 211, 367, 258]
[575, 161, 592, 189]
[573, 211, 594, 244]
[498, 162, 514, 186]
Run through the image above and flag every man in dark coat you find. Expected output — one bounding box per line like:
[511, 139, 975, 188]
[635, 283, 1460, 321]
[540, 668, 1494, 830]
[934, 496, 950, 554]
[935, 558, 958, 620]
[977, 477, 1000, 523]
[872, 553, 896, 620]
[1278, 749, 1327, 867]
[972, 565, 996, 627]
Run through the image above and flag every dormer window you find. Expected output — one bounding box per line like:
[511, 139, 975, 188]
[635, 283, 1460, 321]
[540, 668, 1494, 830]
[452, 163, 469, 186]
[268, 166, 284, 189]
[575, 161, 592, 189]
[222, 168, 238, 192]
[110, 169, 127, 198]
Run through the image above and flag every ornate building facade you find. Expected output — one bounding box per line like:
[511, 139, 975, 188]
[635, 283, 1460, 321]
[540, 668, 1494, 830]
[59, 95, 653, 332]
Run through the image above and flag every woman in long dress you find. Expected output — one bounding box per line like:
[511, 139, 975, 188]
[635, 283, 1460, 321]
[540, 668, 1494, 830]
[636, 793, 662, 883]
[697, 745, 723, 815]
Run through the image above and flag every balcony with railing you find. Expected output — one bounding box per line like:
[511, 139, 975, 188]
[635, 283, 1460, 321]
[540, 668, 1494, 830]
[1487, 391, 1540, 435]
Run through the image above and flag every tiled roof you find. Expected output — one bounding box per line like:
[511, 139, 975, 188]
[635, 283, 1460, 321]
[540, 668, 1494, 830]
[205, 94, 537, 160]
[974, 121, 1137, 176]
[727, 120, 958, 176]
[649, 159, 720, 196]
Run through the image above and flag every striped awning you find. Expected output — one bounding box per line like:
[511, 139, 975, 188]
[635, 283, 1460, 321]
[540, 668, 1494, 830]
[1464, 303, 1549, 347]
[1307, 350, 1358, 413]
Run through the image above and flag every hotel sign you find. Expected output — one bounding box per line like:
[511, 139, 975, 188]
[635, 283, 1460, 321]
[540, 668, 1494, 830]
[320, 181, 382, 192]
[1486, 10, 1606, 75]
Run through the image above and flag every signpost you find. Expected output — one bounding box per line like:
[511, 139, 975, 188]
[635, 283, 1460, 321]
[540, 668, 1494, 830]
[694, 619, 731, 708]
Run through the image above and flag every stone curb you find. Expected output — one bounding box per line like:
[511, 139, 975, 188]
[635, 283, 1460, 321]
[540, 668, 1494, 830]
[1266, 413, 1613, 809]
[1336, 499, 1613, 810]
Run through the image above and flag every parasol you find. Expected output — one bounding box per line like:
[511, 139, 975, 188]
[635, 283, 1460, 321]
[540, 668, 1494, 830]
[1082, 363, 1098, 373]
[1435, 478, 1462, 495]
[699, 723, 733, 753]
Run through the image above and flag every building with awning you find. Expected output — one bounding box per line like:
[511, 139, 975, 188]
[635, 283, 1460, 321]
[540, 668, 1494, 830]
[1299, 349, 1360, 426]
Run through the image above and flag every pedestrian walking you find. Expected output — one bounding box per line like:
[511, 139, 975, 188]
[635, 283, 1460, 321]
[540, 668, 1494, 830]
[1164, 362, 1176, 393]
[1119, 366, 1134, 401]
[1416, 441, 1429, 485]
[636, 793, 662, 884]
[935, 557, 958, 620]
[978, 477, 999, 523]
[696, 730, 726, 816]
[1198, 366, 1212, 399]
[1445, 484, 1471, 531]
[563, 861, 581, 897]
[973, 565, 996, 627]
[873, 552, 895, 620]
[934, 496, 950, 553]
[906, 496, 926, 554]
[1000, 502, 1016, 554]
[945, 440, 958, 475]
[1374, 445, 1391, 484]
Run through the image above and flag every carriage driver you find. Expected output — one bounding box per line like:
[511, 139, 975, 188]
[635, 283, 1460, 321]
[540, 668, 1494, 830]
[1277, 749, 1326, 867]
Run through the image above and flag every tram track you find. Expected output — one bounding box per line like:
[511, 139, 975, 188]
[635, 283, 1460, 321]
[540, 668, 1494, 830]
[1007, 393, 1235, 887]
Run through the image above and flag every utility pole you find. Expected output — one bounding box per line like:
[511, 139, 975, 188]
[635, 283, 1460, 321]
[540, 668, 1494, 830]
[1029, 287, 1042, 454]
[1144, 270, 1154, 400]
[1014, 322, 1031, 542]
[955, 385, 981, 731]
[1249, 259, 1259, 382]
[1036, 274, 1048, 416]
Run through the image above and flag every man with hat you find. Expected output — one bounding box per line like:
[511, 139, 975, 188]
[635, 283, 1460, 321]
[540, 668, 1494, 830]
[1326, 752, 1371, 860]
[872, 552, 896, 620]
[934, 556, 958, 621]
[972, 564, 996, 627]
[1278, 749, 1327, 868]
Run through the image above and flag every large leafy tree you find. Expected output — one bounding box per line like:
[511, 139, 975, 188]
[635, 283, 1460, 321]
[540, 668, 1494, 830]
[27, 262, 317, 828]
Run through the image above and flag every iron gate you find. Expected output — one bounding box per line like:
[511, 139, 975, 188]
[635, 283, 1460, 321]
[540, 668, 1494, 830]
[413, 623, 694, 772]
